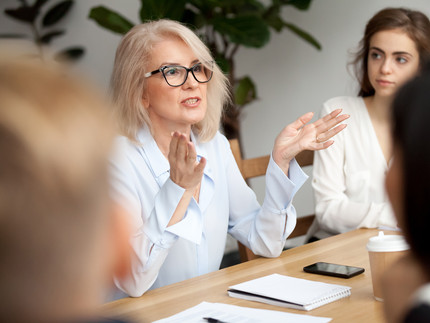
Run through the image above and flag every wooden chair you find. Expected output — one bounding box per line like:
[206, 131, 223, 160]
[229, 138, 315, 262]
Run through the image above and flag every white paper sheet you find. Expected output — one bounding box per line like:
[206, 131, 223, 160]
[152, 301, 332, 323]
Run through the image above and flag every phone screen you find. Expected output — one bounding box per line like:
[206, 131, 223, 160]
[303, 262, 365, 279]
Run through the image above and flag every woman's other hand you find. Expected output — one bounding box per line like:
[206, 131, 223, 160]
[168, 131, 206, 190]
[272, 109, 349, 174]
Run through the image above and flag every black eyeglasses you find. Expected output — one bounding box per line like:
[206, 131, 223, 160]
[144, 61, 214, 87]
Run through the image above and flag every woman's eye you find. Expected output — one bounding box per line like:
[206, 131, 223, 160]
[193, 64, 203, 73]
[370, 52, 381, 60]
[164, 67, 180, 76]
[397, 57, 407, 64]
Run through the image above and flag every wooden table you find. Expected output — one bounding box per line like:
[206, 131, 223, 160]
[102, 228, 396, 322]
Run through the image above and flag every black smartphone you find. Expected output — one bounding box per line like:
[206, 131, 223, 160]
[303, 262, 365, 279]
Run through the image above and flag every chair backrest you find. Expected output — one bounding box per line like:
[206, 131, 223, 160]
[229, 138, 315, 262]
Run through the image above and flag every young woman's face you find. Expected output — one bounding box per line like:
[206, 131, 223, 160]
[385, 147, 404, 229]
[142, 37, 208, 133]
[367, 29, 420, 99]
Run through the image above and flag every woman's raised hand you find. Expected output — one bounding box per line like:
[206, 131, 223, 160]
[272, 109, 349, 174]
[168, 131, 206, 190]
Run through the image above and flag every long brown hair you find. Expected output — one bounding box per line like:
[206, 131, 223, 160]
[351, 7, 430, 97]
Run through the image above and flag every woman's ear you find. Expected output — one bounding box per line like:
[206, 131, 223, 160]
[109, 203, 132, 279]
[142, 90, 150, 109]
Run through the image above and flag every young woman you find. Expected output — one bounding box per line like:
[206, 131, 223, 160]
[310, 7, 430, 240]
[382, 65, 430, 323]
[109, 19, 348, 297]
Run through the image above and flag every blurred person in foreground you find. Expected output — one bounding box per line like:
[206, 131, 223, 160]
[382, 65, 430, 322]
[0, 54, 131, 322]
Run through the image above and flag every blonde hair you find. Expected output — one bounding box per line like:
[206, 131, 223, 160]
[110, 19, 230, 142]
[0, 54, 114, 322]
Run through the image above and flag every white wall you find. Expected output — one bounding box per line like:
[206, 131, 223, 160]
[1, 0, 429, 243]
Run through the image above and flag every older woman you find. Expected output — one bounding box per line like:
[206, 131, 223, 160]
[109, 19, 348, 297]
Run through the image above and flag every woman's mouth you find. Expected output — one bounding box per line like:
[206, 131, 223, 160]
[377, 79, 394, 86]
[182, 97, 200, 107]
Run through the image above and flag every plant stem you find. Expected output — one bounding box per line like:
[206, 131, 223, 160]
[30, 22, 44, 59]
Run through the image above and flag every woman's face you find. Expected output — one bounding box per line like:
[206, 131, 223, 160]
[367, 29, 420, 99]
[385, 147, 405, 229]
[142, 37, 208, 133]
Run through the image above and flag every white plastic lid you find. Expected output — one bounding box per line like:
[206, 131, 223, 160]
[366, 231, 409, 252]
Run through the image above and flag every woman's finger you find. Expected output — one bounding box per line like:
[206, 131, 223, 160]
[168, 131, 180, 162]
[315, 112, 349, 134]
[195, 156, 206, 174]
[176, 134, 188, 161]
[312, 109, 342, 128]
[316, 124, 347, 143]
[187, 142, 197, 164]
[288, 112, 314, 131]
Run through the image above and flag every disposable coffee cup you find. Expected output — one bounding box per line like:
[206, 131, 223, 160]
[366, 231, 409, 301]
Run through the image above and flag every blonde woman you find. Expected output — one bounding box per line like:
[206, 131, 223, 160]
[110, 19, 348, 297]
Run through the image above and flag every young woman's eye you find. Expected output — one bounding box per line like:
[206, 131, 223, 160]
[370, 52, 381, 60]
[397, 57, 407, 64]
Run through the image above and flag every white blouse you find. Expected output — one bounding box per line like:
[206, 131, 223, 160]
[310, 96, 397, 238]
[110, 127, 308, 297]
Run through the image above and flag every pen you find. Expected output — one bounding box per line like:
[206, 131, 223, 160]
[203, 317, 228, 323]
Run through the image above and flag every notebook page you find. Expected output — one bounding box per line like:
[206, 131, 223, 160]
[228, 273, 351, 307]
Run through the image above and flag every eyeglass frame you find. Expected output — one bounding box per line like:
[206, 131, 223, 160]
[144, 61, 214, 87]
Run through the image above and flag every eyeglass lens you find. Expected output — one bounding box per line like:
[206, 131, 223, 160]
[162, 63, 213, 86]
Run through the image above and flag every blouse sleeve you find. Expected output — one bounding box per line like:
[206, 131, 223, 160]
[110, 139, 194, 297]
[312, 103, 396, 234]
[224, 137, 308, 257]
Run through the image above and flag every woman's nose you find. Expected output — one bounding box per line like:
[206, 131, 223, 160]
[380, 58, 393, 74]
[182, 70, 199, 89]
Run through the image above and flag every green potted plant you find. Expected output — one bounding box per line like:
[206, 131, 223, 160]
[89, 0, 321, 141]
[1, 0, 84, 61]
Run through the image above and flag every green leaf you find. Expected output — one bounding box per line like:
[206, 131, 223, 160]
[235, 76, 257, 106]
[214, 54, 230, 74]
[236, 0, 265, 15]
[280, 0, 313, 10]
[55, 46, 85, 62]
[3, 0, 48, 23]
[4, 7, 39, 23]
[40, 30, 65, 44]
[88, 6, 134, 35]
[181, 8, 205, 30]
[263, 4, 283, 32]
[139, 0, 186, 22]
[34, 0, 50, 10]
[283, 22, 321, 50]
[42, 0, 74, 27]
[213, 15, 270, 48]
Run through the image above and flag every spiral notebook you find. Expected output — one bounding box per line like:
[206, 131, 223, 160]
[228, 273, 351, 311]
